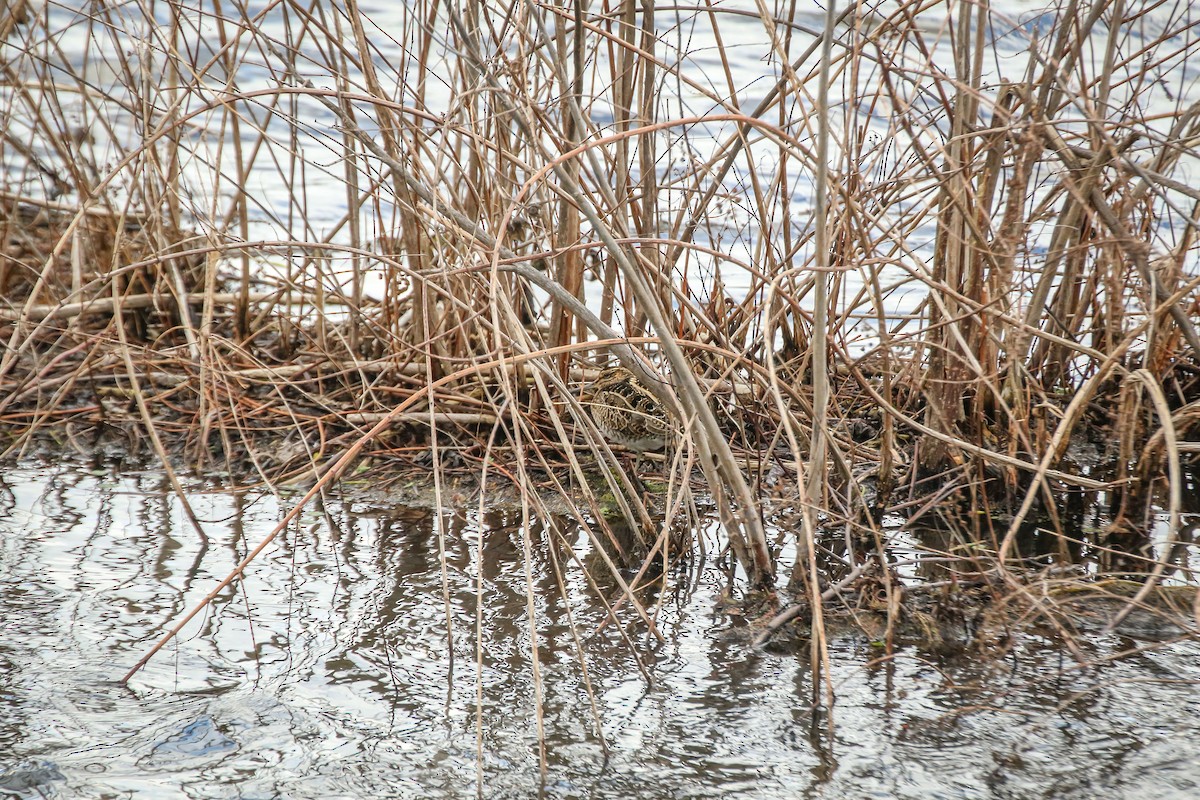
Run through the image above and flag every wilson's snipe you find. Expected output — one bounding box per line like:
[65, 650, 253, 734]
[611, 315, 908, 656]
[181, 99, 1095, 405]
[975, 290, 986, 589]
[581, 366, 669, 452]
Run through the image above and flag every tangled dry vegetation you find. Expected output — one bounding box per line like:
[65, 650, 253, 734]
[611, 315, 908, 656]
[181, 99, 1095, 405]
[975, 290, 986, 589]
[1, 0, 1198, 666]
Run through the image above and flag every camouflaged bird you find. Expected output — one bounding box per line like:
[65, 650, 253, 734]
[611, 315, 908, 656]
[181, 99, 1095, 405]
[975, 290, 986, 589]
[580, 366, 670, 452]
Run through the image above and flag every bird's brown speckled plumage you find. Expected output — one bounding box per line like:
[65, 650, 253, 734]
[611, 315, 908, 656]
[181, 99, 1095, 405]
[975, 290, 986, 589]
[581, 366, 669, 452]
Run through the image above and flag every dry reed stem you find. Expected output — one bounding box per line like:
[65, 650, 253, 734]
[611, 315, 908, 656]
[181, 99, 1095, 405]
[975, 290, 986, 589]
[1103, 369, 1183, 632]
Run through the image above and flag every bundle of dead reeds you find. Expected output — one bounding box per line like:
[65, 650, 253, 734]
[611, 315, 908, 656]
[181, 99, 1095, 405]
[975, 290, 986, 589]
[0, 0, 1197, 696]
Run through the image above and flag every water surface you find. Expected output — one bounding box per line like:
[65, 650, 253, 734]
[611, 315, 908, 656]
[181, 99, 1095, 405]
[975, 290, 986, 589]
[1, 456, 1198, 799]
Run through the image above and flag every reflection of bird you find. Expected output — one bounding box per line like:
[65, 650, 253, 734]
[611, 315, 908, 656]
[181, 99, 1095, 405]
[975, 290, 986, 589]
[580, 366, 669, 452]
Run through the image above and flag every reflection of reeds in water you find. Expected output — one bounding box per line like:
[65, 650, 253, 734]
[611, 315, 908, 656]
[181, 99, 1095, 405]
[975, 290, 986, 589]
[2, 0, 1199, 690]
